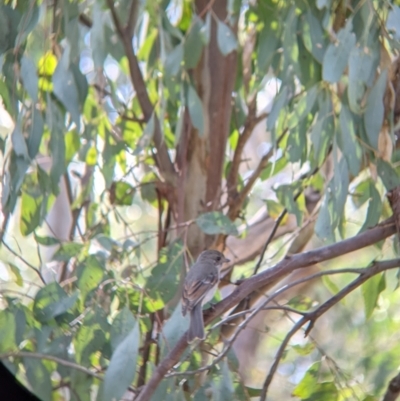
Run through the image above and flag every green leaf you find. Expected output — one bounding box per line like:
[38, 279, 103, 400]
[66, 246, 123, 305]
[159, 303, 189, 358]
[260, 156, 288, 181]
[53, 242, 84, 261]
[359, 182, 382, 232]
[362, 272, 386, 319]
[77, 255, 104, 300]
[364, 70, 388, 149]
[99, 324, 140, 401]
[292, 342, 316, 356]
[184, 18, 204, 69]
[275, 184, 303, 226]
[165, 42, 183, 77]
[11, 125, 29, 159]
[377, 159, 400, 191]
[187, 85, 204, 135]
[245, 387, 262, 397]
[293, 362, 320, 398]
[133, 112, 155, 155]
[111, 181, 134, 205]
[214, 360, 235, 401]
[20, 192, 43, 236]
[322, 275, 340, 295]
[33, 282, 78, 323]
[34, 234, 60, 246]
[24, 358, 52, 401]
[257, 17, 279, 71]
[146, 241, 184, 304]
[27, 109, 44, 159]
[301, 10, 327, 63]
[21, 56, 38, 102]
[196, 211, 238, 236]
[110, 307, 136, 352]
[9, 263, 23, 287]
[348, 46, 378, 113]
[53, 43, 82, 129]
[0, 310, 16, 352]
[322, 20, 356, 83]
[216, 19, 237, 56]
[315, 194, 333, 241]
[74, 308, 109, 364]
[338, 105, 362, 176]
[91, 2, 108, 67]
[267, 86, 289, 131]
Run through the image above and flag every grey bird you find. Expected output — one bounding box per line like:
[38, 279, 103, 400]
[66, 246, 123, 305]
[181, 250, 230, 343]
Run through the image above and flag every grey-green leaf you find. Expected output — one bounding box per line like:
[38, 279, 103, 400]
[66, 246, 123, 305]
[322, 21, 356, 83]
[364, 70, 388, 149]
[216, 19, 237, 56]
[21, 56, 38, 101]
[196, 211, 238, 236]
[99, 324, 139, 401]
[53, 44, 82, 129]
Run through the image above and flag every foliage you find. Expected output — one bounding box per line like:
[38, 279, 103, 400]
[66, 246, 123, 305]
[0, 0, 400, 400]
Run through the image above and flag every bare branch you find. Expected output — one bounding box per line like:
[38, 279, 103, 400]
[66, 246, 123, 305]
[134, 217, 396, 401]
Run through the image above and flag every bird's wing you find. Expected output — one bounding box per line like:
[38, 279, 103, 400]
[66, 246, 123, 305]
[182, 271, 218, 313]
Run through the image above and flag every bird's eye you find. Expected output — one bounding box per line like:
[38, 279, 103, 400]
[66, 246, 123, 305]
[216, 256, 221, 261]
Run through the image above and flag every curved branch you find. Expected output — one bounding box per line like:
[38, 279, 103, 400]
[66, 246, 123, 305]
[134, 217, 396, 401]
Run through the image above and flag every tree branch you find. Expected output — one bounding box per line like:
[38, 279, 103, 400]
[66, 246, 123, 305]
[106, 0, 176, 185]
[134, 217, 396, 401]
[259, 258, 400, 400]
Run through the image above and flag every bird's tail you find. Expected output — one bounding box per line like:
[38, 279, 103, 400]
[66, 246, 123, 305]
[188, 303, 205, 343]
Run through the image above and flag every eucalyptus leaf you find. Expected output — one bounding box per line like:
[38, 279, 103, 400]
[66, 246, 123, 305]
[364, 70, 388, 149]
[99, 324, 140, 401]
[216, 19, 237, 56]
[196, 211, 238, 235]
[322, 21, 356, 82]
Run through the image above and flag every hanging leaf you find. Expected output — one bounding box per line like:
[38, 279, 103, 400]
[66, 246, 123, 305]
[362, 272, 386, 319]
[164, 43, 183, 77]
[216, 19, 237, 56]
[348, 46, 378, 114]
[196, 211, 238, 235]
[322, 21, 356, 83]
[20, 56, 38, 102]
[99, 323, 140, 401]
[53, 44, 84, 129]
[146, 241, 184, 304]
[364, 70, 388, 149]
[184, 18, 204, 69]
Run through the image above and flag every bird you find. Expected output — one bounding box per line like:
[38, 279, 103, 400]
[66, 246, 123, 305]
[181, 250, 230, 343]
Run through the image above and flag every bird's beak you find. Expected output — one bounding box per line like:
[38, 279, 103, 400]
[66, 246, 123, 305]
[223, 257, 230, 263]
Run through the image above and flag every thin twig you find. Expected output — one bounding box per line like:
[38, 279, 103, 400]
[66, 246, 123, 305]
[1, 240, 45, 284]
[0, 351, 103, 379]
